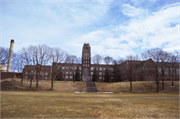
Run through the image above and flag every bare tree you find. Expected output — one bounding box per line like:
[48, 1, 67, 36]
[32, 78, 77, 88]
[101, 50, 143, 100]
[169, 51, 179, 86]
[35, 45, 50, 90]
[92, 54, 103, 64]
[141, 48, 163, 92]
[116, 57, 125, 64]
[75, 57, 81, 64]
[49, 47, 66, 90]
[92, 54, 103, 82]
[0, 47, 9, 65]
[158, 50, 170, 90]
[122, 54, 140, 91]
[20, 47, 33, 85]
[11, 53, 24, 73]
[23, 45, 50, 90]
[112, 58, 124, 82]
[126, 54, 141, 61]
[65, 55, 77, 64]
[103, 56, 113, 65]
[103, 56, 114, 83]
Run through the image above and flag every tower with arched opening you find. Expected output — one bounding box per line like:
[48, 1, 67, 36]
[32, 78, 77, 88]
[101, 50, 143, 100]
[82, 43, 91, 81]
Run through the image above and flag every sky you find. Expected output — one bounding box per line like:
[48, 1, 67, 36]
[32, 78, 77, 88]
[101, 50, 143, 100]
[0, 0, 180, 59]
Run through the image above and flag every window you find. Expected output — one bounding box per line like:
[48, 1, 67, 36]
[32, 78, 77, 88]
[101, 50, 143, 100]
[62, 67, 65, 70]
[65, 76, 68, 79]
[91, 72, 93, 75]
[66, 67, 69, 70]
[99, 72, 102, 75]
[176, 69, 179, 75]
[99, 77, 102, 79]
[58, 66, 60, 69]
[45, 77, 47, 79]
[25, 72, 28, 74]
[66, 72, 69, 74]
[165, 69, 169, 75]
[70, 76, 73, 79]
[74, 67, 76, 70]
[45, 72, 48, 75]
[91, 67, 94, 70]
[84, 68, 88, 72]
[79, 67, 81, 70]
[25, 76, 27, 79]
[103, 68, 106, 71]
[99, 68, 102, 71]
[31, 70, 33, 73]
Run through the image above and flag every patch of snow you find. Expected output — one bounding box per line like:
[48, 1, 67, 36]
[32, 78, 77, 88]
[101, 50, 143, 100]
[74, 91, 86, 93]
[97, 92, 114, 94]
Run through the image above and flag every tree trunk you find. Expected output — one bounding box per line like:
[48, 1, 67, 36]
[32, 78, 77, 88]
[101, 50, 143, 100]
[36, 76, 38, 90]
[108, 74, 110, 83]
[130, 80, 132, 91]
[30, 78, 32, 87]
[162, 79, 164, 90]
[172, 73, 174, 86]
[156, 80, 159, 92]
[51, 79, 53, 90]
[21, 77, 23, 84]
[162, 71, 164, 90]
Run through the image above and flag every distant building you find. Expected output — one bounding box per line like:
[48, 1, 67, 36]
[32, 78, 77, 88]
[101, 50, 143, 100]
[22, 65, 51, 80]
[53, 43, 114, 81]
[119, 58, 179, 81]
[22, 43, 179, 82]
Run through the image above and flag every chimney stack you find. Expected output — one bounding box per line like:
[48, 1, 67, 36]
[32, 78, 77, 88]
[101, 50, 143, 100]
[7, 39, 15, 72]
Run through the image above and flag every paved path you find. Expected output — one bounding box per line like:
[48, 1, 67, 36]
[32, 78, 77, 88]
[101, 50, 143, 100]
[54, 96, 179, 99]
[86, 82, 98, 92]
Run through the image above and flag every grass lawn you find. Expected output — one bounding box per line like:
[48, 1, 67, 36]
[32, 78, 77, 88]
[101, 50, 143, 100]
[1, 91, 179, 118]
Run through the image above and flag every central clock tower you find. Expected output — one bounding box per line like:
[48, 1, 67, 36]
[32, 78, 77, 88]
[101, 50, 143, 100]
[82, 43, 91, 81]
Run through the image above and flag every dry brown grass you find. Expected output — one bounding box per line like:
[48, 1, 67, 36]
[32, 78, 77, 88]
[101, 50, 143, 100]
[1, 79, 179, 118]
[1, 91, 179, 118]
[1, 78, 179, 93]
[96, 81, 179, 93]
[1, 78, 87, 92]
[39, 80, 87, 92]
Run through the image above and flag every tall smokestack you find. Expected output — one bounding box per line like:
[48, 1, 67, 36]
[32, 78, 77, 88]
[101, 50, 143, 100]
[7, 39, 15, 72]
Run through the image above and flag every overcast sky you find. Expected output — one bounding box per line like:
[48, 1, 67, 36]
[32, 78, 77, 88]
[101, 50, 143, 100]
[1, 0, 179, 59]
